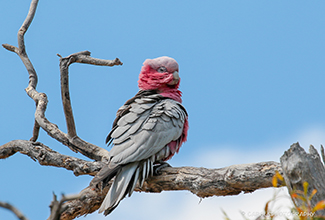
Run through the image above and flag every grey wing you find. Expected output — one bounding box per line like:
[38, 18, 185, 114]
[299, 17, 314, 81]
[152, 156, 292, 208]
[109, 96, 187, 166]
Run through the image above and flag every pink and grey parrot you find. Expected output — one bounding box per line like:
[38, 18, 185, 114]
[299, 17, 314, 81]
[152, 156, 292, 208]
[91, 56, 189, 215]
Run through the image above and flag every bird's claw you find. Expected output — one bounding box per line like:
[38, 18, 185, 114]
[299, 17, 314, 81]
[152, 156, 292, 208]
[153, 161, 171, 176]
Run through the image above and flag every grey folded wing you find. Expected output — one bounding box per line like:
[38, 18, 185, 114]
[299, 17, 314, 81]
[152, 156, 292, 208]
[108, 94, 187, 166]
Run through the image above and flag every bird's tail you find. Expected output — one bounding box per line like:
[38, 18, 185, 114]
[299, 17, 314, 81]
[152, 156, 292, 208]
[98, 159, 153, 215]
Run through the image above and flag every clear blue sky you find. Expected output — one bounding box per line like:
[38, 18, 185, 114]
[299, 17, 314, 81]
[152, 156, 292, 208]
[1, 1, 325, 219]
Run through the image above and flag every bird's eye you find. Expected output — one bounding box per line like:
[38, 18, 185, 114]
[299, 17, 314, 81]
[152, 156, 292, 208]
[157, 66, 167, 73]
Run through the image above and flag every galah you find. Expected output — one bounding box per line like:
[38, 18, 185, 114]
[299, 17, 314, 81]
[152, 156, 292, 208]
[90, 56, 189, 215]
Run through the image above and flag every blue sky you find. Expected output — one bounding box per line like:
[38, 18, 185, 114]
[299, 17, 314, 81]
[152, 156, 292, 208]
[1, 1, 325, 219]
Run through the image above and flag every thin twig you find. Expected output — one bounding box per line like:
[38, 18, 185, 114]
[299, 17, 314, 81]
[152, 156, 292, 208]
[2, 43, 18, 53]
[0, 201, 29, 220]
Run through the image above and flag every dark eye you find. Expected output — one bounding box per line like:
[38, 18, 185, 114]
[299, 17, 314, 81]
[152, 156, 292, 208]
[157, 66, 167, 73]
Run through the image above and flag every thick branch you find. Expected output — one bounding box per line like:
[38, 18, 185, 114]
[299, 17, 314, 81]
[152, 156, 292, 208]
[60, 161, 282, 219]
[0, 201, 29, 220]
[139, 161, 282, 197]
[0, 140, 104, 176]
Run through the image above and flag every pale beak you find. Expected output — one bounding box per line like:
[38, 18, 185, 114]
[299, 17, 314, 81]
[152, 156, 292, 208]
[167, 71, 180, 85]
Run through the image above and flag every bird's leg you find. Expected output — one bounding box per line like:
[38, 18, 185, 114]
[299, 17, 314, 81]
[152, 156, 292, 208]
[153, 161, 171, 175]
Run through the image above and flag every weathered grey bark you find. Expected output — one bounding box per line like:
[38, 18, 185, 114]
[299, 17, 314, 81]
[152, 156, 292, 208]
[280, 143, 325, 216]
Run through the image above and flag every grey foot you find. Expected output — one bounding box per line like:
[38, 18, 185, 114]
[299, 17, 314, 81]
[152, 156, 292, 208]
[153, 161, 171, 175]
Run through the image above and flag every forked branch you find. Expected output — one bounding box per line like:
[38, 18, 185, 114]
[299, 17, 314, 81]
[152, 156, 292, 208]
[55, 51, 122, 160]
[2, 0, 120, 162]
[58, 51, 122, 138]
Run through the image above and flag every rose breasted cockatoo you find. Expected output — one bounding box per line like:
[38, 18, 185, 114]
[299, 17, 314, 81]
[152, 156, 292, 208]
[90, 56, 189, 215]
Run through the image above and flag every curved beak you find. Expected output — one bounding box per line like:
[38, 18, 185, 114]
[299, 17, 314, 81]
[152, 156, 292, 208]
[167, 71, 180, 85]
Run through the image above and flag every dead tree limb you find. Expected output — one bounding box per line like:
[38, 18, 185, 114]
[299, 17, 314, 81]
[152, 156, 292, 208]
[0, 201, 29, 220]
[280, 143, 325, 216]
[139, 161, 282, 197]
[2, 0, 70, 148]
[48, 193, 81, 220]
[56, 51, 122, 160]
[0, 140, 104, 176]
[60, 161, 282, 219]
[2, 0, 40, 142]
[58, 51, 122, 139]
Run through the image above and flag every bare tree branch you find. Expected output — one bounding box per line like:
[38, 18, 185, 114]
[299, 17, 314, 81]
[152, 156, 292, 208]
[54, 51, 122, 160]
[0, 201, 29, 220]
[2, 43, 18, 53]
[30, 120, 40, 142]
[139, 161, 282, 197]
[58, 51, 122, 138]
[2, 0, 40, 140]
[60, 161, 282, 219]
[0, 140, 104, 176]
[48, 193, 81, 220]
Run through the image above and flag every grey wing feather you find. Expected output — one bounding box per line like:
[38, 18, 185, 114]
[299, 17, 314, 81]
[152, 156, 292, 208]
[110, 97, 186, 165]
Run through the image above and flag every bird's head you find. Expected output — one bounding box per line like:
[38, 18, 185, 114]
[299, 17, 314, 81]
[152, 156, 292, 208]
[138, 56, 180, 91]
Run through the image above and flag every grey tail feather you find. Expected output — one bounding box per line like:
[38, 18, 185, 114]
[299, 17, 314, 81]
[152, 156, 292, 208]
[99, 159, 153, 215]
[90, 164, 120, 189]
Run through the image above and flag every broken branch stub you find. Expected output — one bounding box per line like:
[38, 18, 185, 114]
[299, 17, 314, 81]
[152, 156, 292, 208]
[280, 143, 325, 216]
